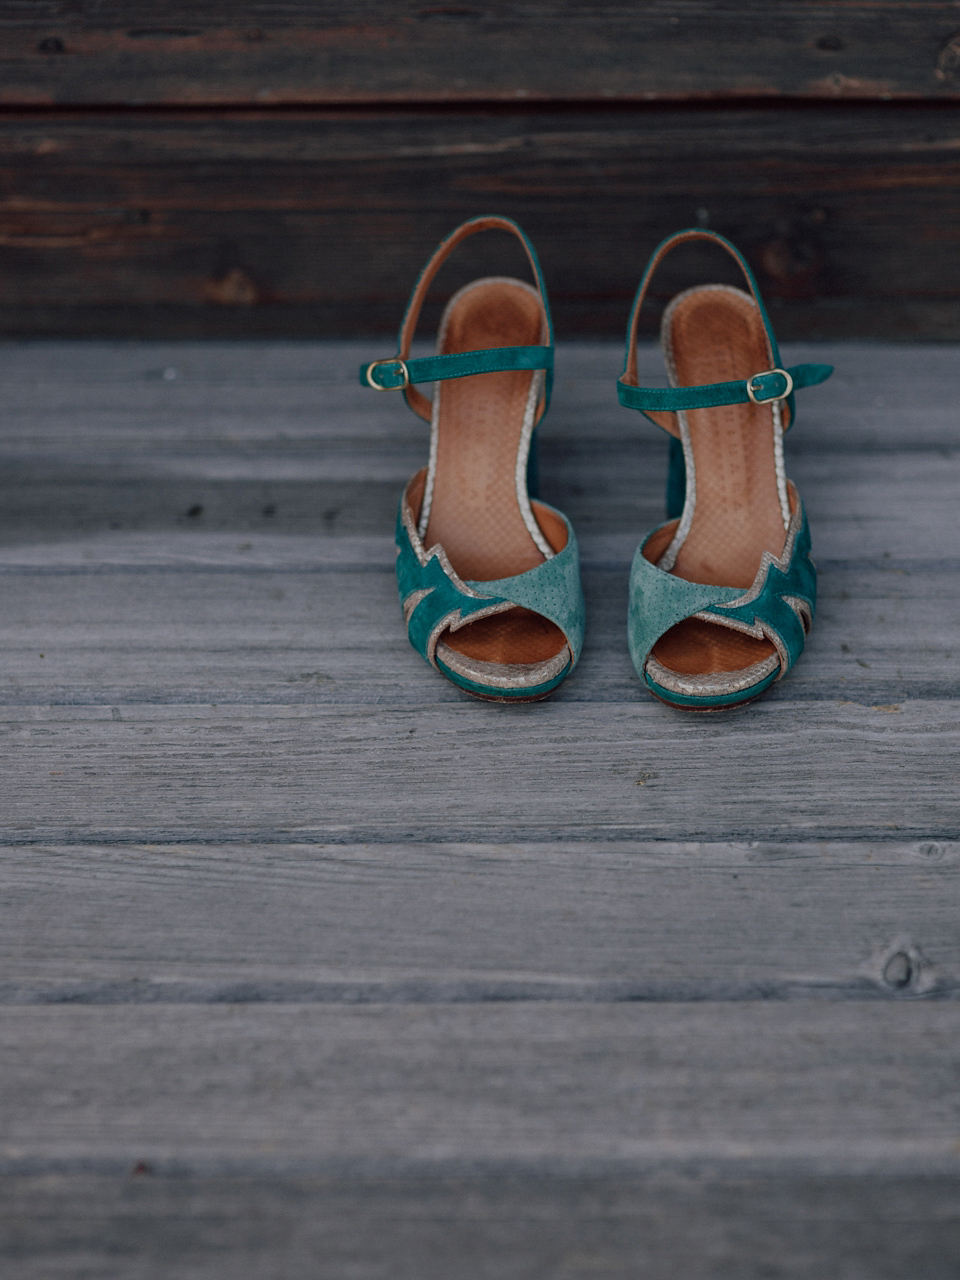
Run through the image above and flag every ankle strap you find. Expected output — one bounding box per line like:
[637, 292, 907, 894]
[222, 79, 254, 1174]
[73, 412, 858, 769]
[359, 216, 554, 422]
[618, 229, 831, 430]
[361, 344, 553, 393]
[617, 361, 832, 414]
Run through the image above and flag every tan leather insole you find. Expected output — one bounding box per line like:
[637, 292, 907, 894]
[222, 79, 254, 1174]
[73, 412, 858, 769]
[653, 286, 785, 677]
[423, 278, 566, 667]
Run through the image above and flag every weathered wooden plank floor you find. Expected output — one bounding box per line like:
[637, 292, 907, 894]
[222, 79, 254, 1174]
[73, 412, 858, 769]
[1, 341, 958, 1277]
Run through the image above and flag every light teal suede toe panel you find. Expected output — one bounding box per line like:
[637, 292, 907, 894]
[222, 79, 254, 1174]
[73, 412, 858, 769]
[628, 531, 743, 677]
[469, 508, 585, 664]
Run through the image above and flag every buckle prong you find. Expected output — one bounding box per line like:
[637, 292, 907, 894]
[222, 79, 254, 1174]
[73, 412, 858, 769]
[746, 367, 793, 405]
[366, 358, 410, 392]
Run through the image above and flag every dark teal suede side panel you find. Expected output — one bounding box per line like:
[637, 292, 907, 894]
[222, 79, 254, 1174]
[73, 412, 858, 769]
[395, 502, 507, 665]
[666, 437, 685, 520]
[703, 508, 816, 673]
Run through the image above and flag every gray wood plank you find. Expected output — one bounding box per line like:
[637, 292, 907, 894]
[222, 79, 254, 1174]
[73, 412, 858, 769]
[0, 532, 395, 570]
[0, 336, 954, 1277]
[2, 1170, 959, 1280]
[0, 1003, 957, 1172]
[0, 450, 955, 559]
[0, 340, 956, 449]
[0, 841, 955, 1001]
[0, 343, 955, 561]
[0, 700, 958, 844]
[0, 558, 955, 705]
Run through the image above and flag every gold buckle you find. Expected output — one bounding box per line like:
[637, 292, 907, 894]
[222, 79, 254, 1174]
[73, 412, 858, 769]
[366, 358, 410, 392]
[746, 368, 793, 405]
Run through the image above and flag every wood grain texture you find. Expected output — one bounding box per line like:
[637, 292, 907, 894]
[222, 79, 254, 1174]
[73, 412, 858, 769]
[5, 105, 960, 337]
[0, 338, 956, 449]
[0, 841, 954, 1001]
[0, 336, 956, 1274]
[0, 341, 953, 553]
[1, 1003, 958, 1171]
[3, 1171, 959, 1280]
[0, 342, 955, 707]
[3, 2, 960, 106]
[0, 452, 954, 552]
[1, 699, 958, 844]
[0, 559, 956, 706]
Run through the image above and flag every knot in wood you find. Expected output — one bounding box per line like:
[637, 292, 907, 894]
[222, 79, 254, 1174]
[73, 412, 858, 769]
[882, 951, 913, 990]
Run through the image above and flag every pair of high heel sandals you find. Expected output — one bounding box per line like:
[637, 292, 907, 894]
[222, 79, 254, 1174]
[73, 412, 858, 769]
[360, 216, 833, 712]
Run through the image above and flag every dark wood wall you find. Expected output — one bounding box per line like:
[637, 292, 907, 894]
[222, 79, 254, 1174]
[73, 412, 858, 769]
[3, 3, 960, 338]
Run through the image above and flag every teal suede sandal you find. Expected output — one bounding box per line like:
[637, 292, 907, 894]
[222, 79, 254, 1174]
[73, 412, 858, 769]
[617, 229, 833, 711]
[360, 216, 584, 702]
